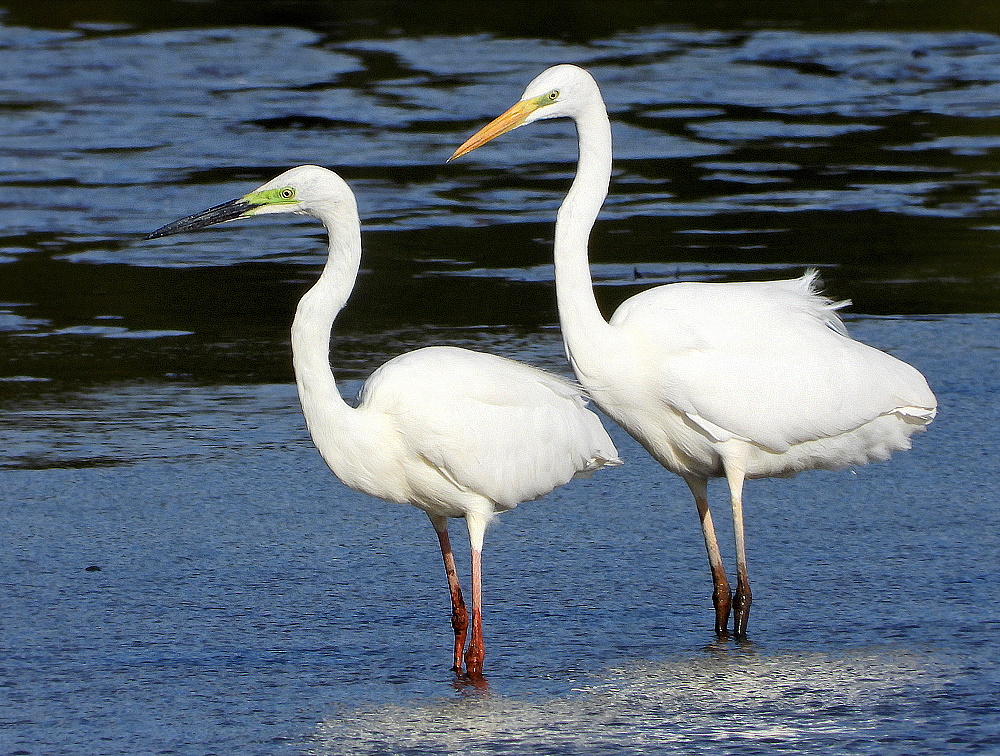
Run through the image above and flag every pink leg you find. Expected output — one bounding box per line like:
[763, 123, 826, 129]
[429, 514, 468, 672]
[464, 547, 485, 680]
[460, 512, 489, 682]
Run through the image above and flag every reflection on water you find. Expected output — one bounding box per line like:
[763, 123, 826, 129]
[0, 328, 573, 469]
[3, 314, 997, 756]
[313, 647, 946, 755]
[434, 260, 810, 286]
[4, 20, 1000, 395]
[3, 21, 1000, 280]
[0, 382, 301, 470]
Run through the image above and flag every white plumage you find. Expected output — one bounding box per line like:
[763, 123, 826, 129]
[147, 164, 621, 681]
[357, 347, 615, 511]
[452, 64, 936, 638]
[604, 272, 933, 472]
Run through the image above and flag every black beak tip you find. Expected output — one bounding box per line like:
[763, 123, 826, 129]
[141, 197, 254, 242]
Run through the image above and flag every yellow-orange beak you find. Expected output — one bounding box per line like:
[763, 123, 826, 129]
[449, 98, 541, 161]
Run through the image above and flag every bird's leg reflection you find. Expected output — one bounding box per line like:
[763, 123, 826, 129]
[686, 476, 733, 636]
[430, 515, 469, 673]
[702, 632, 757, 658]
[451, 668, 491, 694]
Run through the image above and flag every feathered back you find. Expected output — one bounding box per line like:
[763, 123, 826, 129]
[609, 272, 935, 452]
[359, 346, 621, 509]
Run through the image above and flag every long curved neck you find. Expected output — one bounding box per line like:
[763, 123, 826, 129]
[554, 99, 616, 377]
[290, 199, 362, 432]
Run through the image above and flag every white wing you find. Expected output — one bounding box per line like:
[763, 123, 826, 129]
[610, 273, 936, 452]
[358, 346, 621, 508]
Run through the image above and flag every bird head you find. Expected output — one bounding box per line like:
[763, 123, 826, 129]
[146, 165, 351, 239]
[450, 64, 599, 160]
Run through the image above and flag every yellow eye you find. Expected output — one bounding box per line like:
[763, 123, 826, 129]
[547, 89, 559, 101]
[280, 187, 295, 199]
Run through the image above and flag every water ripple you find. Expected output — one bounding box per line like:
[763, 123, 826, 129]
[312, 648, 948, 756]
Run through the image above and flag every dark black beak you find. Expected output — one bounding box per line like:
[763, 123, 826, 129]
[145, 197, 256, 240]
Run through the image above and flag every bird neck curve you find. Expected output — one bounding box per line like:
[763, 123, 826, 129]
[290, 197, 362, 425]
[554, 96, 616, 376]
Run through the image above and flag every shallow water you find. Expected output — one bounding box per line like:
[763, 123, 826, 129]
[1, 2, 999, 754]
[3, 315, 998, 755]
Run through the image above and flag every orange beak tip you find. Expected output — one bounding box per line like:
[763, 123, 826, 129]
[449, 99, 537, 164]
